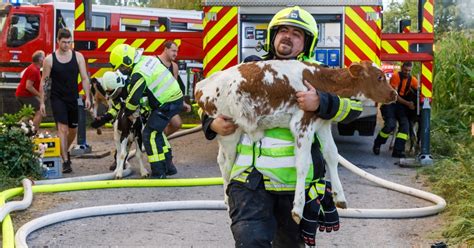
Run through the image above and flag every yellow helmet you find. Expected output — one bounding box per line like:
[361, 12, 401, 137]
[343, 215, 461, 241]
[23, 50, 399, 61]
[265, 6, 318, 58]
[109, 44, 136, 70]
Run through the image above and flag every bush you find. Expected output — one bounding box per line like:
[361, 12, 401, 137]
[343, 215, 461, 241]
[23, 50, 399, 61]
[0, 106, 42, 190]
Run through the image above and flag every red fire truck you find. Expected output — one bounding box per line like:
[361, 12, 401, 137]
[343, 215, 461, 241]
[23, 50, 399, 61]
[0, 0, 434, 137]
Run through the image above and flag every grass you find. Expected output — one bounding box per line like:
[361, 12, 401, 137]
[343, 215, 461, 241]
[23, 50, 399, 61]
[417, 30, 473, 246]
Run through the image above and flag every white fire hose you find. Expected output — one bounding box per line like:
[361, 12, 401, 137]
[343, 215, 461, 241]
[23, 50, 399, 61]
[8, 154, 446, 247]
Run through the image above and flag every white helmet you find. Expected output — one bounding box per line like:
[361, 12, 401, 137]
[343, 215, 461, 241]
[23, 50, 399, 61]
[100, 71, 126, 99]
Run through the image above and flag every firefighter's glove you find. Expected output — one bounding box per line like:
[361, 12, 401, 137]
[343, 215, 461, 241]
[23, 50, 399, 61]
[300, 180, 324, 247]
[91, 113, 113, 128]
[317, 181, 340, 232]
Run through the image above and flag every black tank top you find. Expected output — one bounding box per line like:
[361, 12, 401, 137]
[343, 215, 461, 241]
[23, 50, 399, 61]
[51, 51, 80, 103]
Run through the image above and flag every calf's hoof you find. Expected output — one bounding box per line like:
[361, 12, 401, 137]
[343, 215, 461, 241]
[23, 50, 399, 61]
[336, 201, 347, 209]
[291, 211, 302, 224]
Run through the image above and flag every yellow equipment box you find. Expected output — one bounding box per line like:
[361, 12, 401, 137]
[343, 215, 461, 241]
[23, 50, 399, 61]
[34, 137, 61, 158]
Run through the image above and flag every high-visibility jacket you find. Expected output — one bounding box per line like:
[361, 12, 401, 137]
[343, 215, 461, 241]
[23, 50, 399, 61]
[125, 56, 182, 113]
[229, 58, 362, 192]
[231, 128, 315, 191]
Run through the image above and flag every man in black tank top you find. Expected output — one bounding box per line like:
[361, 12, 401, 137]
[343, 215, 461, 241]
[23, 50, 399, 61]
[40, 28, 91, 173]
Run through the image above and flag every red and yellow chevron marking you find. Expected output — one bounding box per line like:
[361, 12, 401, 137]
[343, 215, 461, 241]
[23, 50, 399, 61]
[421, 61, 433, 98]
[422, 0, 434, 33]
[84, 38, 183, 73]
[381, 40, 409, 55]
[74, 0, 85, 31]
[203, 6, 238, 78]
[94, 38, 181, 54]
[344, 6, 382, 67]
[403, 26, 411, 33]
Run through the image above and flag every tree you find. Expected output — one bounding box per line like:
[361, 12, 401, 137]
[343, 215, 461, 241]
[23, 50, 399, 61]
[382, 0, 420, 33]
[383, 0, 474, 35]
[146, 0, 201, 10]
[435, 0, 473, 34]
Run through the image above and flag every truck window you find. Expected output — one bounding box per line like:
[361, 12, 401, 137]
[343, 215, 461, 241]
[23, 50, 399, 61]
[91, 14, 110, 31]
[0, 13, 7, 33]
[56, 9, 74, 32]
[56, 9, 109, 31]
[7, 14, 40, 47]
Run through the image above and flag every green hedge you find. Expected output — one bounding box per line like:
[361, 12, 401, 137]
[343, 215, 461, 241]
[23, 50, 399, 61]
[0, 106, 42, 190]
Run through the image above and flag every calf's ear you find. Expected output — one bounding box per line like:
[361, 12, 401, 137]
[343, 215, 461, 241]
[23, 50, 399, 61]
[349, 63, 366, 78]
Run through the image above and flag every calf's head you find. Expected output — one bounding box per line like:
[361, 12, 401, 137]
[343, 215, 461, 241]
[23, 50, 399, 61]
[348, 61, 397, 104]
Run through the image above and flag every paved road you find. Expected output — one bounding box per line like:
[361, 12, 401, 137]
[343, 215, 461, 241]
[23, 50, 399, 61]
[20, 127, 442, 247]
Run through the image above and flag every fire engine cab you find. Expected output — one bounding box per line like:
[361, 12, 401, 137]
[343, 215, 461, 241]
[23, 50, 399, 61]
[201, 0, 383, 136]
[200, 0, 434, 136]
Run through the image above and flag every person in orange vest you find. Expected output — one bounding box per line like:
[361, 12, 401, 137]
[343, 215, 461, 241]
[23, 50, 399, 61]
[373, 61, 418, 158]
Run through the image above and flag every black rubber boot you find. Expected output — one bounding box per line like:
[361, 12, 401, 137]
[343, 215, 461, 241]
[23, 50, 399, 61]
[391, 150, 406, 158]
[150, 162, 167, 179]
[166, 160, 177, 176]
[372, 143, 381, 155]
[62, 160, 72, 173]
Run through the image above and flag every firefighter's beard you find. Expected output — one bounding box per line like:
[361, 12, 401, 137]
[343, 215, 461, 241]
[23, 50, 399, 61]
[275, 39, 302, 59]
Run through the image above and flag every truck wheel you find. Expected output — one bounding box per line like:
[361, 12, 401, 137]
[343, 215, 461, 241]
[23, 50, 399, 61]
[337, 122, 356, 136]
[354, 115, 377, 136]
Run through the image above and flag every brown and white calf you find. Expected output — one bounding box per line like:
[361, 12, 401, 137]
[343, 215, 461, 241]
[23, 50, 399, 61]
[113, 106, 149, 179]
[90, 77, 110, 135]
[195, 60, 397, 224]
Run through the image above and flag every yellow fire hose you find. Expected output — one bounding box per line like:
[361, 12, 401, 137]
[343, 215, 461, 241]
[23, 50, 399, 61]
[39, 123, 200, 129]
[1, 177, 223, 248]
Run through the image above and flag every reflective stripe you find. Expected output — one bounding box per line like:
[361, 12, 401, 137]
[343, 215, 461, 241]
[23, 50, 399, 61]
[154, 75, 176, 99]
[396, 132, 408, 140]
[234, 153, 253, 167]
[350, 100, 363, 111]
[108, 107, 117, 117]
[149, 131, 159, 161]
[379, 130, 390, 138]
[148, 70, 171, 91]
[308, 182, 325, 199]
[255, 156, 294, 169]
[332, 98, 350, 122]
[126, 102, 137, 110]
[162, 132, 171, 150]
[264, 128, 294, 141]
[148, 131, 166, 162]
[148, 153, 166, 162]
[125, 77, 146, 111]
